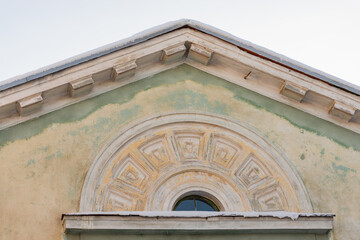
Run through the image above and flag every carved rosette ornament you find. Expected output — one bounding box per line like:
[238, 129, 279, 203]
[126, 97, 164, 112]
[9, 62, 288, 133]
[81, 113, 312, 213]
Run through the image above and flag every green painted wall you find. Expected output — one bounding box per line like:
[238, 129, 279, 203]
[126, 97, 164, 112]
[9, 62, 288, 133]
[1, 65, 358, 240]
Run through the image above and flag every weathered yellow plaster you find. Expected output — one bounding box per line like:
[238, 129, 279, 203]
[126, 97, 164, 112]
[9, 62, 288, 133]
[1, 67, 359, 240]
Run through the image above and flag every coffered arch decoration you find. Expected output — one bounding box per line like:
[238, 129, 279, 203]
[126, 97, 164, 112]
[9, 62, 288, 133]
[80, 112, 313, 213]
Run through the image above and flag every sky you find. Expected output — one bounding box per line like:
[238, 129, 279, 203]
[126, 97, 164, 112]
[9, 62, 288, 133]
[1, 0, 360, 87]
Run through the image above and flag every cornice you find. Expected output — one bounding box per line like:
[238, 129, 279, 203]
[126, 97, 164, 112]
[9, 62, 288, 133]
[0, 29, 359, 133]
[3, 19, 359, 95]
[62, 211, 334, 235]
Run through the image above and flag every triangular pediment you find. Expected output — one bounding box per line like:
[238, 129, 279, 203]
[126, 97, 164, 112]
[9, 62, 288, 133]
[0, 20, 359, 133]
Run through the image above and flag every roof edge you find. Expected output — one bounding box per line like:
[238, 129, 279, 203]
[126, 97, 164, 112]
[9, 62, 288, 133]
[1, 19, 359, 96]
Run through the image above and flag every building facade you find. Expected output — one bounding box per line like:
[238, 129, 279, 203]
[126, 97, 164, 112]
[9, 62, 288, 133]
[1, 20, 359, 240]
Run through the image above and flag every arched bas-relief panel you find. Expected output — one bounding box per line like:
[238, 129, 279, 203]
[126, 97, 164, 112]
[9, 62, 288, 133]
[81, 113, 312, 213]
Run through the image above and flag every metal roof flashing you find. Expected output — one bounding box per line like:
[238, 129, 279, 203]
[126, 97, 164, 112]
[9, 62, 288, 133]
[1, 19, 359, 96]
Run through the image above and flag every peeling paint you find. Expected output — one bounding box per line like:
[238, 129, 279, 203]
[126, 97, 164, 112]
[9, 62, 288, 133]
[25, 159, 35, 167]
[45, 151, 62, 161]
[1, 64, 359, 240]
[331, 161, 356, 178]
[321, 148, 325, 156]
[1, 65, 359, 150]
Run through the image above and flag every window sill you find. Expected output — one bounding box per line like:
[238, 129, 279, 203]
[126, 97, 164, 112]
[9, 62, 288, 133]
[62, 211, 334, 235]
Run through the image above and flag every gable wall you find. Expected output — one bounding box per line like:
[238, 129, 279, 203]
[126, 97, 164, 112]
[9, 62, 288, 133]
[1, 65, 359, 240]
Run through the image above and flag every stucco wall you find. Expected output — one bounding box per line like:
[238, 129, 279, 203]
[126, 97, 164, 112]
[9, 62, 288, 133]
[1, 65, 359, 240]
[66, 233, 328, 240]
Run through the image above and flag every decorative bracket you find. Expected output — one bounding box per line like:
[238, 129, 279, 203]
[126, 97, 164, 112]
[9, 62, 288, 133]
[16, 93, 43, 116]
[329, 101, 356, 121]
[188, 44, 213, 65]
[280, 82, 308, 102]
[112, 60, 137, 81]
[161, 44, 187, 64]
[69, 76, 94, 97]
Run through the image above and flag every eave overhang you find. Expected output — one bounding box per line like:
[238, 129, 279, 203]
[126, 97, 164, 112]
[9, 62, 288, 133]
[0, 22, 359, 133]
[62, 211, 334, 235]
[2, 19, 359, 95]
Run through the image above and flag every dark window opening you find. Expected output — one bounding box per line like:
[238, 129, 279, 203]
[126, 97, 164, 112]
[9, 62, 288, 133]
[173, 195, 219, 211]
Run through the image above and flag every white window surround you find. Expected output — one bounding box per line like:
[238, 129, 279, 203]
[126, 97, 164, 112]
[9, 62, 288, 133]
[62, 211, 334, 235]
[80, 112, 312, 213]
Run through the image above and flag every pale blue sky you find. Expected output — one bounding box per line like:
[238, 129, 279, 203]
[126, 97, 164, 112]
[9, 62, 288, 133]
[1, 0, 359, 86]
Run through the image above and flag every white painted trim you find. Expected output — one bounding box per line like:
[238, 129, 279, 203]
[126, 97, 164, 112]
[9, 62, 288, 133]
[0, 29, 359, 133]
[62, 212, 334, 234]
[2, 19, 358, 95]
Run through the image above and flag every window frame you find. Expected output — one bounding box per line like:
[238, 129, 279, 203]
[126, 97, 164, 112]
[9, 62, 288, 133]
[173, 195, 220, 211]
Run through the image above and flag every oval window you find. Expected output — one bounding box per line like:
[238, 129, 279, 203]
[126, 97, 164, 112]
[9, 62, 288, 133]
[173, 195, 219, 211]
